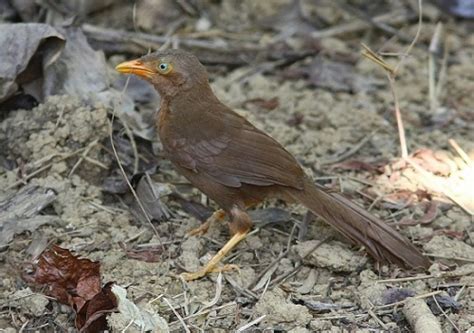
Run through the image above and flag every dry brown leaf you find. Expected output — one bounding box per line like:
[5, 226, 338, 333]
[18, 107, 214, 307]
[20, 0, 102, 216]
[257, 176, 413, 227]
[23, 245, 117, 332]
[23, 245, 101, 312]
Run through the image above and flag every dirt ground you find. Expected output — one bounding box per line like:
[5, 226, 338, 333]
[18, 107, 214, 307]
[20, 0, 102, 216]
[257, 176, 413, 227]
[1, 1, 473, 332]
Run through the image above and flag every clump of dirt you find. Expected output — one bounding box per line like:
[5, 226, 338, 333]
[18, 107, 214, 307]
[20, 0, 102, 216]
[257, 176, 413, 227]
[294, 240, 367, 272]
[424, 235, 474, 259]
[255, 288, 312, 330]
[0, 95, 110, 183]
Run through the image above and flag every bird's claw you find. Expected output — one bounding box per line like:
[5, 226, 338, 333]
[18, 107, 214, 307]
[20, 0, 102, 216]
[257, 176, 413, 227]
[186, 221, 211, 237]
[181, 264, 240, 281]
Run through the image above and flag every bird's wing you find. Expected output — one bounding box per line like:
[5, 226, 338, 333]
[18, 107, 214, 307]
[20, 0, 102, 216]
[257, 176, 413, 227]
[168, 103, 305, 189]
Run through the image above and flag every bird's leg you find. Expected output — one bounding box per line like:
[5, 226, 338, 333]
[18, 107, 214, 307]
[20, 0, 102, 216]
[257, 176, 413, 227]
[181, 206, 252, 281]
[187, 209, 226, 236]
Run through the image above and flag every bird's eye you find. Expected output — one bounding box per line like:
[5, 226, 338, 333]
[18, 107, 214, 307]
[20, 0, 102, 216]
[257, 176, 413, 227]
[157, 62, 172, 74]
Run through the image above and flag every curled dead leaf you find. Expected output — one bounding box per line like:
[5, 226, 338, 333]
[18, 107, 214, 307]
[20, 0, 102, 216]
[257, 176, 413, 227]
[23, 245, 101, 312]
[23, 245, 118, 332]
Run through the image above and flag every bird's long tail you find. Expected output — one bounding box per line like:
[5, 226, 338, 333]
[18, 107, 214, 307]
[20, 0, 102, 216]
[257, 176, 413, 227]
[285, 181, 430, 269]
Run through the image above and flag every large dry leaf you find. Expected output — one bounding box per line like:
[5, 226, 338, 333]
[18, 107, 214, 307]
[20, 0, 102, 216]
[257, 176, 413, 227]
[0, 23, 64, 103]
[43, 27, 110, 102]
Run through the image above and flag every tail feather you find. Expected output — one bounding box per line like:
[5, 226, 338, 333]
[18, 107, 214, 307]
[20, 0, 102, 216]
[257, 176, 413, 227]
[286, 181, 430, 269]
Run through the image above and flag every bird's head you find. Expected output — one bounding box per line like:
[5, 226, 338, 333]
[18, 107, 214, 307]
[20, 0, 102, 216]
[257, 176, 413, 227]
[115, 49, 209, 97]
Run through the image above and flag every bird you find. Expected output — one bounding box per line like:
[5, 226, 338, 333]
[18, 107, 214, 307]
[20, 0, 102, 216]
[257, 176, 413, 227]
[116, 49, 430, 281]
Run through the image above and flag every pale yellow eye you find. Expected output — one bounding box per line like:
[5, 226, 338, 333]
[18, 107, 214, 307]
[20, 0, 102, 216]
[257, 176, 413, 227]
[157, 62, 172, 74]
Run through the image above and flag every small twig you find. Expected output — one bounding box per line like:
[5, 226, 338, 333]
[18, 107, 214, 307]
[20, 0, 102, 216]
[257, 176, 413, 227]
[111, 78, 161, 239]
[120, 319, 134, 333]
[258, 275, 272, 302]
[393, 0, 423, 75]
[321, 129, 379, 165]
[428, 23, 444, 112]
[436, 33, 449, 101]
[376, 274, 439, 283]
[68, 138, 99, 177]
[403, 297, 442, 333]
[181, 302, 236, 321]
[423, 253, 474, 263]
[449, 139, 473, 166]
[248, 249, 290, 290]
[375, 290, 442, 310]
[454, 285, 466, 302]
[432, 295, 460, 333]
[367, 193, 384, 212]
[163, 297, 190, 333]
[388, 73, 408, 158]
[82, 23, 263, 57]
[120, 120, 139, 175]
[224, 275, 258, 300]
[236, 315, 266, 332]
[270, 236, 330, 287]
[368, 308, 388, 330]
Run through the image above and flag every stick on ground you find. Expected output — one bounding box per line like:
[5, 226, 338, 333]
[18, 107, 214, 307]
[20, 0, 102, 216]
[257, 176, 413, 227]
[403, 297, 442, 333]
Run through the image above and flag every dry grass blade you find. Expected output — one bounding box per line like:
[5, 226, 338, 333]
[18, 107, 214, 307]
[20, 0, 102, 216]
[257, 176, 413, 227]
[236, 315, 266, 332]
[432, 295, 460, 332]
[376, 274, 438, 283]
[360, 44, 395, 75]
[393, 0, 423, 75]
[201, 273, 223, 309]
[376, 290, 442, 310]
[429, 22, 444, 112]
[163, 297, 190, 333]
[449, 139, 473, 167]
[360, 0, 423, 159]
[111, 78, 161, 239]
[68, 139, 107, 177]
[360, 45, 407, 158]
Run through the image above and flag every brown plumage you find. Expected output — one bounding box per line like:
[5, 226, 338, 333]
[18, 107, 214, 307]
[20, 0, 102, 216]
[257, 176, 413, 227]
[116, 49, 430, 280]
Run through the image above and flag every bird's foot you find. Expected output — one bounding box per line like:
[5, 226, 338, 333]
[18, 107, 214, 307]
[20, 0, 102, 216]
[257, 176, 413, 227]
[181, 264, 239, 281]
[186, 209, 226, 237]
[181, 230, 248, 281]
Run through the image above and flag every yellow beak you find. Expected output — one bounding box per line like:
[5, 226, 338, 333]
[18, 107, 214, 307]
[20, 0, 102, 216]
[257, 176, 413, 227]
[115, 59, 154, 78]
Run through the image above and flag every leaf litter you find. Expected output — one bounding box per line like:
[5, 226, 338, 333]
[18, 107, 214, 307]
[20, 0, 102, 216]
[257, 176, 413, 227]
[0, 0, 473, 331]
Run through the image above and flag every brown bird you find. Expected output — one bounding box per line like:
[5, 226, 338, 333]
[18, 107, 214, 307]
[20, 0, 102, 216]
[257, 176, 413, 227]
[116, 49, 430, 281]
